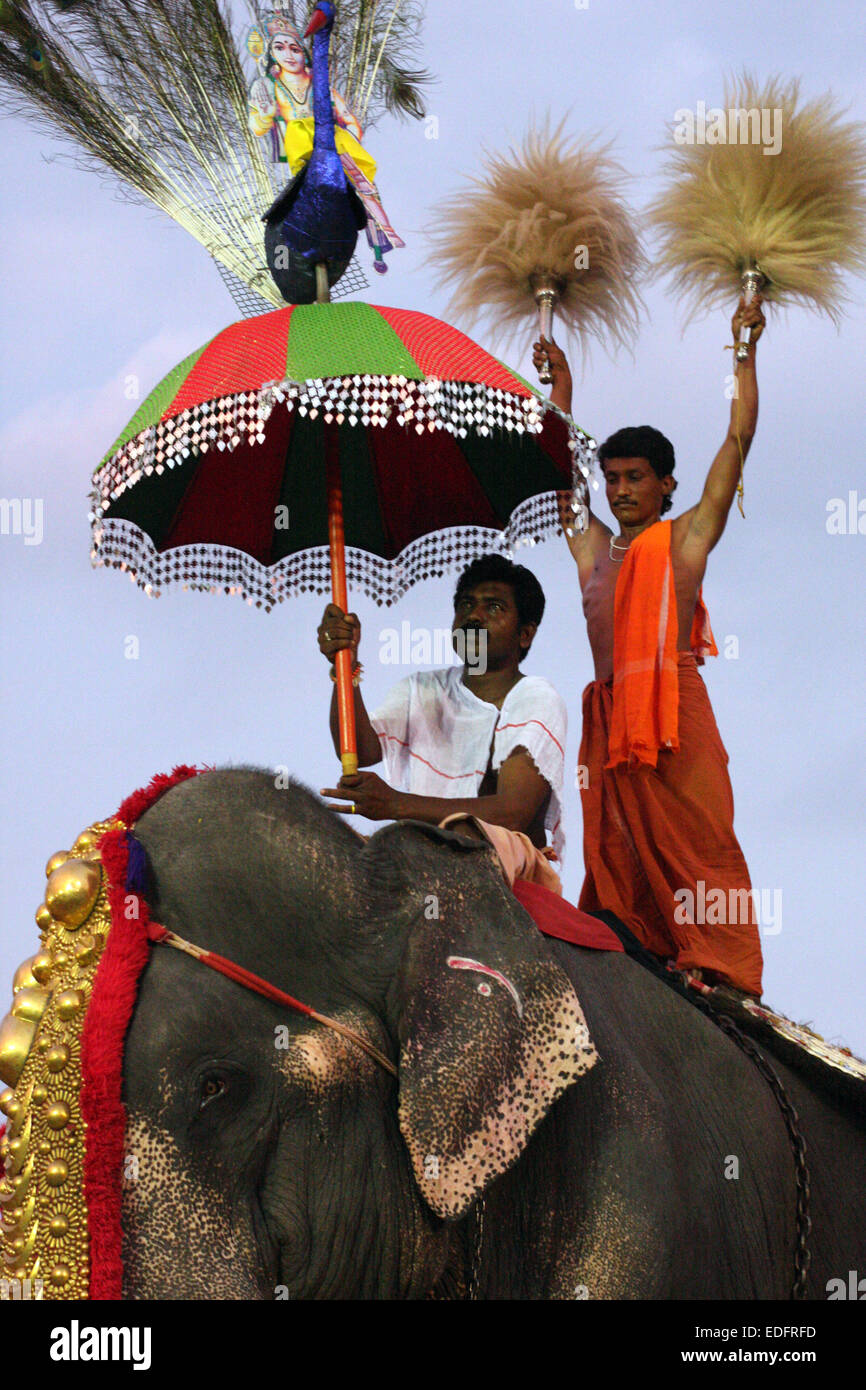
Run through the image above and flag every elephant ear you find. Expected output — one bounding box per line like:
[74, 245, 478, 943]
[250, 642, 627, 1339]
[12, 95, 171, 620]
[373, 823, 598, 1220]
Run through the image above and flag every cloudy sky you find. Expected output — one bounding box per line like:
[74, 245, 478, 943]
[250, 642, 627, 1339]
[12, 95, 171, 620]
[2, 0, 864, 1054]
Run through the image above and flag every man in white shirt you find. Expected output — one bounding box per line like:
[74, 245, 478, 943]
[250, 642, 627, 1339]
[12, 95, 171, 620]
[318, 554, 568, 860]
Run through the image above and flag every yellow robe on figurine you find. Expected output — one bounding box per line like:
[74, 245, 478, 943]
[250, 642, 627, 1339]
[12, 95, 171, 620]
[283, 117, 377, 182]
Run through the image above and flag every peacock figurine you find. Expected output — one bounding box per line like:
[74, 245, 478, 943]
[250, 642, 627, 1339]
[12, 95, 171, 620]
[262, 1, 404, 303]
[0, 2, 426, 317]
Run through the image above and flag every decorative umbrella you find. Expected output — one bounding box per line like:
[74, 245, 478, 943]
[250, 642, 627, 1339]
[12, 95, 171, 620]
[90, 300, 596, 774]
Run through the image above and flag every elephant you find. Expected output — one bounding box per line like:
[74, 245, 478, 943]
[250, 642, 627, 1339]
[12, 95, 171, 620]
[118, 767, 866, 1299]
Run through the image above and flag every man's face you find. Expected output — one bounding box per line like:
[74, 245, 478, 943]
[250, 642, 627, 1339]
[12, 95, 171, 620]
[452, 580, 535, 671]
[602, 456, 673, 526]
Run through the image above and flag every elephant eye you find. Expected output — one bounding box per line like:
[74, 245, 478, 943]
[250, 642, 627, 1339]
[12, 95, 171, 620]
[199, 1074, 228, 1110]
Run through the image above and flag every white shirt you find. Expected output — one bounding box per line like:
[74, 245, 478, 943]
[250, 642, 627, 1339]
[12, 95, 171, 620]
[370, 666, 567, 860]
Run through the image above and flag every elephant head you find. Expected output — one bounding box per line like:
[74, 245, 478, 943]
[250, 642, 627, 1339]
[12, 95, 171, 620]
[116, 768, 594, 1299]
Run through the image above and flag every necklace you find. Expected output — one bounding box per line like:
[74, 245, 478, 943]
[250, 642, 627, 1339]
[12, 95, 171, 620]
[276, 76, 310, 115]
[609, 535, 630, 562]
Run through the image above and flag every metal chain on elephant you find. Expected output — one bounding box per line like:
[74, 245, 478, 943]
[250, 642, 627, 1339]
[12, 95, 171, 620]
[710, 1011, 812, 1299]
[467, 1196, 486, 1300]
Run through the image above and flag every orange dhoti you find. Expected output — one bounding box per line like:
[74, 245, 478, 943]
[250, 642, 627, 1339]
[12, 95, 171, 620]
[578, 652, 764, 996]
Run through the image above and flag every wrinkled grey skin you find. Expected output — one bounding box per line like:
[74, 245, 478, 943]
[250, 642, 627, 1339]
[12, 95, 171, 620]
[121, 769, 866, 1299]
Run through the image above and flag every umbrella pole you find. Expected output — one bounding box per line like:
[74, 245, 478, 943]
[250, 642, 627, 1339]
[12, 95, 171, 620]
[315, 262, 331, 304]
[326, 426, 359, 778]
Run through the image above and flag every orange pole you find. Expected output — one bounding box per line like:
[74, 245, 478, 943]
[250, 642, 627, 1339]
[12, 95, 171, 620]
[326, 426, 358, 777]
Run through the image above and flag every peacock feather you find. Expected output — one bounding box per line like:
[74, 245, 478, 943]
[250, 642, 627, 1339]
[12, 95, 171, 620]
[0, 1, 431, 307]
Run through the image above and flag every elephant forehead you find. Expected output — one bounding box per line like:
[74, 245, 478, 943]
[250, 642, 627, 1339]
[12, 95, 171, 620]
[275, 1011, 386, 1094]
[121, 1114, 263, 1298]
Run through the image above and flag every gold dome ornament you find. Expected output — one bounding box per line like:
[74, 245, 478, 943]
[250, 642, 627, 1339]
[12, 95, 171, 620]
[44, 860, 101, 929]
[55, 991, 84, 1021]
[0, 818, 119, 1301]
[45, 1045, 69, 1074]
[0, 1014, 39, 1088]
[31, 953, 54, 984]
[12, 959, 39, 994]
[11, 988, 51, 1024]
[71, 829, 100, 855]
[46, 1101, 71, 1132]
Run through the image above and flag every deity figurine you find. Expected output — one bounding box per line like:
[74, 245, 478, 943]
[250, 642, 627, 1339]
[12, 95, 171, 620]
[247, 12, 403, 273]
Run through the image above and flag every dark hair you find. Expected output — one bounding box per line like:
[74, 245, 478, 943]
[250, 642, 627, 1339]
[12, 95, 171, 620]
[597, 426, 676, 515]
[453, 553, 545, 639]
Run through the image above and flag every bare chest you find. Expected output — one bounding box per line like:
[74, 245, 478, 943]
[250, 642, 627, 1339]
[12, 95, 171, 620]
[580, 546, 704, 668]
[581, 552, 621, 623]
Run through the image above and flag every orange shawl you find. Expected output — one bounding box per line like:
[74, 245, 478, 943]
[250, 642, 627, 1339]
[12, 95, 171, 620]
[606, 520, 717, 769]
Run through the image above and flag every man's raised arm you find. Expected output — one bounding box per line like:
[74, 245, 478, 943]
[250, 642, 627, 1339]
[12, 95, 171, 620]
[533, 334, 573, 416]
[532, 336, 611, 573]
[685, 295, 766, 555]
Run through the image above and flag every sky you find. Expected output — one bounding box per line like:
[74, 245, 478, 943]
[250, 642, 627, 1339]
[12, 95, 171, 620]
[1, 0, 865, 1056]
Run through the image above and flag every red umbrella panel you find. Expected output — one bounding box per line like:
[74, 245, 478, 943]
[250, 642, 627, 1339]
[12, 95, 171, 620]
[91, 302, 596, 609]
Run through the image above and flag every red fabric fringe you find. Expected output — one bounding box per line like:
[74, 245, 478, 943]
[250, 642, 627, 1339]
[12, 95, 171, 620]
[80, 764, 200, 1299]
[114, 764, 200, 830]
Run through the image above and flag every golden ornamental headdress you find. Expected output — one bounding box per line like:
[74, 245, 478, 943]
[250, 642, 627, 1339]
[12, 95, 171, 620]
[1, 821, 120, 1299]
[0, 763, 394, 1300]
[0, 765, 201, 1300]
